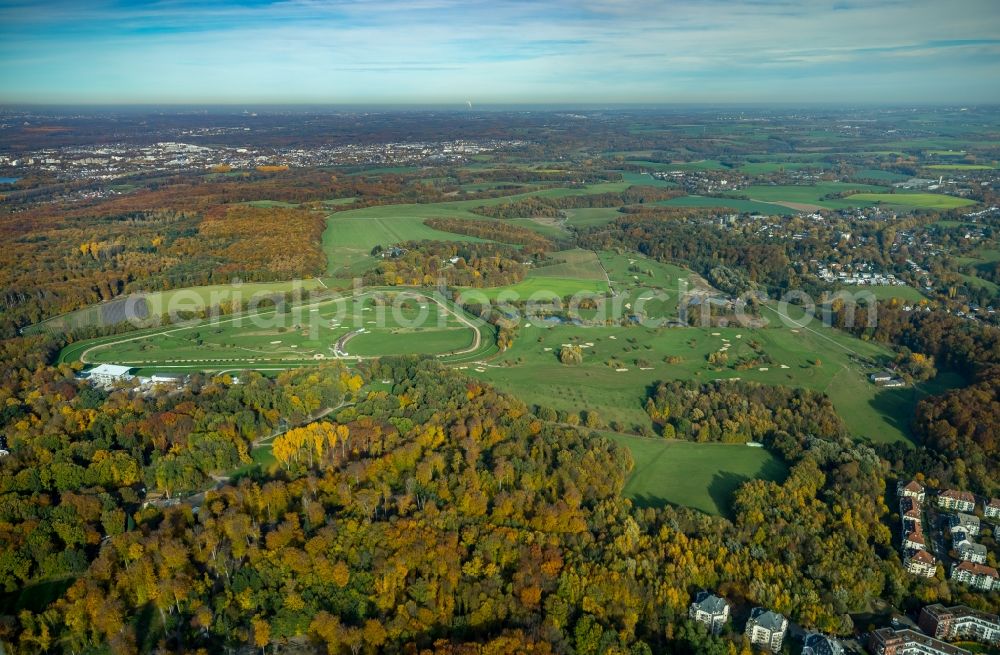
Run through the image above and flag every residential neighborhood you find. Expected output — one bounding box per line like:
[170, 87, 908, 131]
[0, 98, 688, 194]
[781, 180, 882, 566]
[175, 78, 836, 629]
[895, 480, 1000, 594]
[897, 481, 940, 579]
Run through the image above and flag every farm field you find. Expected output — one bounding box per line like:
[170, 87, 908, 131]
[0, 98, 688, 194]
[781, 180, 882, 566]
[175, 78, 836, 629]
[564, 207, 623, 227]
[606, 435, 789, 516]
[737, 161, 831, 173]
[740, 153, 830, 162]
[322, 180, 632, 274]
[737, 182, 889, 210]
[925, 164, 996, 170]
[468, 313, 924, 444]
[657, 195, 796, 215]
[846, 192, 978, 209]
[344, 165, 421, 176]
[854, 168, 910, 182]
[626, 159, 725, 172]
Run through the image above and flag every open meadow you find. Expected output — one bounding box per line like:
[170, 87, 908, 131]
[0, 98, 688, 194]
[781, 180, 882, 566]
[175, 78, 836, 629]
[737, 182, 889, 210]
[606, 435, 789, 516]
[323, 180, 632, 274]
[846, 192, 978, 209]
[656, 195, 797, 215]
[469, 313, 932, 445]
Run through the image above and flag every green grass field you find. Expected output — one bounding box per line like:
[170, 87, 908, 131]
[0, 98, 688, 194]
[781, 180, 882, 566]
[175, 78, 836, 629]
[24, 280, 326, 336]
[627, 159, 726, 172]
[323, 181, 632, 274]
[959, 273, 1000, 294]
[61, 290, 488, 371]
[468, 311, 927, 444]
[955, 248, 1000, 271]
[529, 249, 608, 280]
[925, 164, 996, 171]
[564, 207, 624, 227]
[347, 327, 475, 357]
[344, 166, 421, 176]
[855, 169, 910, 182]
[460, 251, 692, 313]
[145, 280, 325, 316]
[836, 285, 927, 302]
[598, 251, 698, 319]
[738, 182, 889, 209]
[607, 435, 788, 516]
[657, 195, 797, 216]
[737, 161, 831, 174]
[22, 302, 123, 335]
[459, 276, 611, 302]
[846, 193, 977, 209]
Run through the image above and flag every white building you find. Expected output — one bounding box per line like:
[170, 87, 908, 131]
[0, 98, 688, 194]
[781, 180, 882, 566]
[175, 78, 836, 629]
[957, 541, 988, 565]
[952, 561, 999, 591]
[802, 633, 845, 655]
[938, 490, 976, 513]
[906, 549, 938, 578]
[898, 480, 926, 503]
[87, 364, 134, 386]
[746, 607, 788, 652]
[689, 592, 729, 635]
[950, 513, 981, 539]
[919, 604, 1000, 645]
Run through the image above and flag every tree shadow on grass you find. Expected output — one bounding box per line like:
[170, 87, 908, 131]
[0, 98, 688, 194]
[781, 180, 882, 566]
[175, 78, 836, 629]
[867, 387, 920, 444]
[707, 471, 752, 519]
[629, 492, 672, 511]
[629, 470, 765, 518]
[707, 458, 789, 519]
[627, 450, 789, 519]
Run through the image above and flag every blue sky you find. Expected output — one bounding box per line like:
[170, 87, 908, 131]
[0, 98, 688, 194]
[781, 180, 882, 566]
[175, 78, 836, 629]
[1, 0, 999, 104]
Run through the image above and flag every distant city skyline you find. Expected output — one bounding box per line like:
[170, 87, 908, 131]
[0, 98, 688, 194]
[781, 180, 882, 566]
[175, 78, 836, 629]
[2, 0, 1000, 105]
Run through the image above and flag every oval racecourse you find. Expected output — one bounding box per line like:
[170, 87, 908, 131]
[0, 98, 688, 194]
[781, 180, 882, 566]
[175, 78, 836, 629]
[60, 289, 494, 374]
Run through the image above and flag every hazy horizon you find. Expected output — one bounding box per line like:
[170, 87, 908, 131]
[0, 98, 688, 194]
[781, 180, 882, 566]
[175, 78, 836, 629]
[1, 0, 1000, 105]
